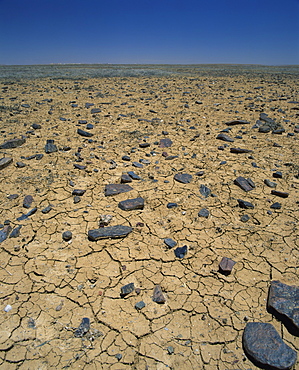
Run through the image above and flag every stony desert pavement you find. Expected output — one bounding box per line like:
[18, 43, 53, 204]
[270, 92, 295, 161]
[0, 65, 298, 369]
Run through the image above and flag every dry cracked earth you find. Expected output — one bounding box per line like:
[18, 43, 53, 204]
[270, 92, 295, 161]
[0, 67, 298, 369]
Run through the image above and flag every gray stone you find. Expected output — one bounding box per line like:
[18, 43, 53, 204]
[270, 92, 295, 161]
[234, 177, 254, 192]
[240, 214, 250, 222]
[0, 157, 13, 170]
[0, 225, 12, 243]
[219, 257, 236, 274]
[198, 208, 209, 218]
[118, 197, 144, 211]
[237, 199, 254, 209]
[230, 147, 253, 153]
[199, 184, 211, 198]
[74, 318, 90, 338]
[264, 179, 277, 188]
[62, 231, 72, 241]
[104, 184, 133, 196]
[271, 190, 289, 198]
[174, 245, 188, 258]
[225, 119, 250, 126]
[9, 225, 22, 238]
[243, 322, 297, 370]
[174, 173, 192, 184]
[44, 139, 58, 153]
[270, 202, 282, 209]
[23, 195, 33, 208]
[77, 128, 93, 137]
[135, 301, 146, 310]
[16, 207, 37, 221]
[0, 138, 26, 149]
[88, 225, 132, 241]
[216, 133, 234, 142]
[72, 189, 86, 196]
[120, 283, 135, 297]
[164, 238, 177, 248]
[159, 138, 173, 148]
[152, 285, 166, 304]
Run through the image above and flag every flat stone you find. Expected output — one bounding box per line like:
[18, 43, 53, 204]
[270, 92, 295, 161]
[72, 189, 86, 196]
[268, 280, 299, 330]
[42, 205, 52, 214]
[225, 119, 250, 126]
[0, 157, 13, 170]
[243, 322, 297, 370]
[198, 208, 209, 218]
[120, 283, 135, 297]
[234, 176, 254, 192]
[132, 161, 143, 168]
[127, 171, 141, 180]
[264, 179, 277, 188]
[118, 197, 144, 211]
[121, 173, 132, 183]
[135, 301, 146, 310]
[230, 147, 253, 153]
[174, 173, 192, 184]
[9, 225, 22, 238]
[237, 199, 254, 209]
[77, 128, 93, 137]
[164, 238, 177, 248]
[219, 257, 236, 274]
[7, 194, 19, 200]
[199, 184, 211, 198]
[104, 184, 133, 196]
[273, 171, 283, 178]
[88, 225, 132, 241]
[23, 195, 33, 208]
[90, 108, 101, 114]
[0, 138, 26, 149]
[139, 142, 150, 148]
[159, 138, 173, 148]
[16, 207, 37, 221]
[216, 133, 234, 142]
[16, 161, 26, 168]
[0, 225, 12, 243]
[270, 202, 282, 209]
[271, 190, 289, 198]
[74, 318, 90, 338]
[152, 285, 166, 304]
[174, 245, 188, 258]
[74, 164, 86, 170]
[44, 139, 58, 153]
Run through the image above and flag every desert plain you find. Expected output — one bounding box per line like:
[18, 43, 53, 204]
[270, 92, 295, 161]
[0, 64, 298, 369]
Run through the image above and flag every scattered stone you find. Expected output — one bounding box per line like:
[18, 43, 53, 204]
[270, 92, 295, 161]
[243, 322, 297, 370]
[120, 283, 135, 297]
[268, 280, 299, 331]
[90, 108, 101, 114]
[88, 225, 132, 241]
[271, 190, 289, 198]
[135, 301, 146, 310]
[139, 142, 150, 148]
[152, 285, 166, 304]
[198, 208, 209, 218]
[132, 161, 143, 168]
[240, 214, 250, 222]
[0, 137, 26, 149]
[115, 354, 122, 361]
[219, 257, 236, 274]
[167, 346, 174, 355]
[0, 157, 13, 170]
[230, 148, 253, 153]
[174, 173, 192, 184]
[216, 133, 234, 142]
[121, 173, 132, 183]
[118, 197, 144, 211]
[73, 196, 81, 204]
[23, 195, 33, 208]
[164, 238, 177, 248]
[159, 138, 173, 148]
[128, 171, 141, 180]
[9, 225, 22, 238]
[17, 207, 37, 221]
[0, 225, 12, 243]
[77, 128, 93, 137]
[42, 205, 52, 214]
[225, 119, 250, 126]
[62, 231, 72, 241]
[270, 202, 282, 209]
[199, 184, 211, 198]
[122, 155, 130, 161]
[99, 215, 113, 227]
[16, 161, 26, 168]
[234, 176, 255, 192]
[104, 184, 133, 196]
[237, 199, 254, 209]
[44, 139, 58, 153]
[273, 171, 283, 178]
[167, 202, 178, 209]
[174, 245, 188, 258]
[74, 164, 86, 170]
[32, 123, 41, 129]
[72, 189, 86, 196]
[7, 194, 19, 200]
[264, 179, 277, 188]
[74, 318, 90, 338]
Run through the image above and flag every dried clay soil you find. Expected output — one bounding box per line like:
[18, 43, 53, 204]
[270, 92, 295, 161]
[0, 68, 298, 369]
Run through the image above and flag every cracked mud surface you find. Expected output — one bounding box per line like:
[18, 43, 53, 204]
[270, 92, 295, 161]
[0, 66, 298, 369]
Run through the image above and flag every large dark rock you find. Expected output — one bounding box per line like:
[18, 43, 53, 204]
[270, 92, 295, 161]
[234, 177, 255, 192]
[77, 128, 93, 137]
[44, 139, 58, 153]
[118, 197, 144, 211]
[0, 138, 26, 149]
[104, 184, 133, 196]
[88, 225, 132, 241]
[216, 133, 234, 142]
[23, 195, 34, 208]
[120, 283, 135, 297]
[225, 119, 250, 126]
[243, 322, 297, 370]
[0, 225, 12, 243]
[271, 190, 289, 198]
[230, 147, 253, 153]
[16, 207, 37, 221]
[174, 173, 192, 184]
[268, 280, 299, 332]
[237, 199, 254, 209]
[0, 157, 13, 170]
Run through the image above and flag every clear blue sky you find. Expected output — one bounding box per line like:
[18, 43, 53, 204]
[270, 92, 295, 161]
[0, 0, 298, 65]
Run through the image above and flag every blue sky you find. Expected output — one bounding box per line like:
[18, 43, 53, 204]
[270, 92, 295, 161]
[0, 0, 298, 65]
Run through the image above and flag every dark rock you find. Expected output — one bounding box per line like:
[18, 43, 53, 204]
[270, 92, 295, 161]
[62, 231, 72, 241]
[9, 225, 22, 238]
[219, 257, 236, 274]
[44, 139, 58, 153]
[174, 173, 192, 184]
[78, 120, 87, 124]
[174, 245, 188, 258]
[230, 148, 253, 153]
[159, 138, 173, 148]
[198, 208, 209, 218]
[264, 179, 277, 188]
[88, 225, 132, 241]
[115, 353, 122, 361]
[23, 195, 33, 208]
[7, 194, 19, 200]
[17, 207, 37, 221]
[273, 171, 283, 178]
[135, 301, 146, 310]
[72, 189, 86, 196]
[268, 280, 299, 331]
[273, 128, 285, 134]
[0, 157, 13, 170]
[86, 123, 93, 129]
[74, 318, 90, 338]
[199, 184, 211, 198]
[234, 177, 254, 192]
[128, 171, 141, 180]
[73, 195, 81, 204]
[167, 202, 178, 209]
[120, 283, 135, 297]
[165, 155, 178, 160]
[90, 108, 101, 114]
[77, 128, 93, 137]
[121, 173, 132, 183]
[167, 346, 174, 355]
[237, 199, 254, 209]
[216, 133, 234, 142]
[259, 125, 271, 133]
[122, 155, 131, 161]
[225, 119, 250, 126]
[35, 154, 43, 160]
[16, 162, 26, 168]
[0, 138, 26, 149]
[270, 202, 282, 209]
[139, 142, 150, 148]
[132, 161, 143, 168]
[42, 205, 52, 214]
[104, 184, 133, 196]
[164, 238, 177, 248]
[0, 225, 12, 243]
[152, 285, 166, 304]
[32, 123, 41, 129]
[73, 164, 87, 170]
[271, 190, 289, 198]
[240, 214, 250, 222]
[243, 322, 297, 370]
[118, 197, 144, 211]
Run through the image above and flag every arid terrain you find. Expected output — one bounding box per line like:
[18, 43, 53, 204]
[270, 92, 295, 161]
[0, 64, 298, 369]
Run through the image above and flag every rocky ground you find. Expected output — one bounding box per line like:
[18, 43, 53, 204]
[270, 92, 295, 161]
[0, 66, 298, 369]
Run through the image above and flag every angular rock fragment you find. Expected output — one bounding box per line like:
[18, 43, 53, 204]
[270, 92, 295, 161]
[198, 208, 209, 218]
[104, 184, 133, 196]
[44, 139, 58, 153]
[17, 207, 37, 221]
[74, 164, 86, 170]
[121, 173, 132, 183]
[199, 184, 211, 198]
[120, 283, 135, 297]
[219, 257, 236, 274]
[139, 142, 150, 148]
[72, 189, 86, 196]
[9, 225, 22, 238]
[127, 171, 141, 180]
[216, 133, 234, 142]
[118, 197, 144, 211]
[230, 148, 253, 153]
[237, 199, 254, 209]
[164, 238, 177, 248]
[159, 138, 173, 148]
[0, 225, 12, 243]
[16, 161, 26, 168]
[0, 157, 13, 170]
[174, 173, 192, 184]
[225, 119, 250, 126]
[99, 214, 113, 227]
[42, 205, 52, 214]
[174, 245, 188, 258]
[74, 318, 90, 338]
[90, 108, 101, 114]
[152, 285, 166, 304]
[271, 190, 289, 198]
[135, 301, 146, 310]
[268, 280, 299, 331]
[243, 322, 297, 370]
[23, 195, 33, 208]
[264, 179, 277, 188]
[234, 176, 255, 192]
[88, 225, 132, 241]
[0, 137, 26, 149]
[77, 128, 93, 137]
[270, 202, 282, 209]
[273, 171, 283, 178]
